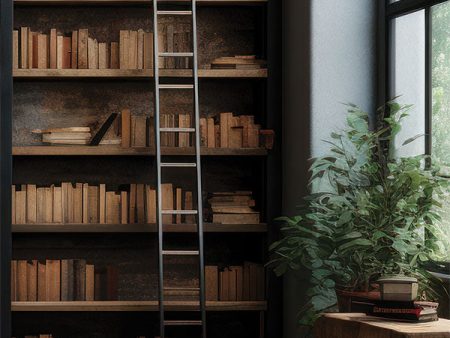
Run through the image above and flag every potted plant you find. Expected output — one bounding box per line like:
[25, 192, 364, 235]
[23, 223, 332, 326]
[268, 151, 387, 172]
[269, 102, 449, 325]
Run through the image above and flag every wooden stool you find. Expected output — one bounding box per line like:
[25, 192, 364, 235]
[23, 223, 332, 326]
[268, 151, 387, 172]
[314, 313, 450, 338]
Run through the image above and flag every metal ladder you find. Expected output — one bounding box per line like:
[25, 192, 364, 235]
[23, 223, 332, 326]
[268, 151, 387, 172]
[152, 1, 206, 338]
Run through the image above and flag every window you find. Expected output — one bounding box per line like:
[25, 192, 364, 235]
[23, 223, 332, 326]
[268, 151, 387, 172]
[387, 0, 450, 260]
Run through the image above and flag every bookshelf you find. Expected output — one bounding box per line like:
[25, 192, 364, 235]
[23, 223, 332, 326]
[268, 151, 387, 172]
[12, 146, 268, 156]
[12, 301, 268, 312]
[14, 68, 268, 79]
[9, 0, 281, 336]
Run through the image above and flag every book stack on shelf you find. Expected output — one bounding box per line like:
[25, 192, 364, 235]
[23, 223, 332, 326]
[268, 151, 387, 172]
[11, 259, 118, 302]
[11, 183, 195, 225]
[205, 263, 265, 301]
[208, 191, 260, 224]
[33, 127, 92, 145]
[12, 27, 154, 70]
[17, 335, 52, 338]
[206, 55, 266, 70]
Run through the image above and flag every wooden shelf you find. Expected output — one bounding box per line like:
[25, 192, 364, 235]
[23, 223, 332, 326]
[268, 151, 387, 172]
[14, 0, 267, 6]
[12, 301, 267, 312]
[12, 223, 268, 233]
[12, 146, 268, 156]
[13, 69, 268, 79]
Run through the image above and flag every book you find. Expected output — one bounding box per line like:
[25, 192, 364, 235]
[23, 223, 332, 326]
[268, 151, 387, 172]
[106, 192, 120, 224]
[28, 29, 33, 69]
[37, 34, 48, 69]
[166, 24, 175, 69]
[46, 260, 61, 301]
[17, 260, 28, 301]
[50, 29, 57, 69]
[61, 259, 74, 301]
[120, 191, 128, 224]
[27, 260, 38, 301]
[88, 37, 98, 69]
[131, 115, 147, 147]
[11, 261, 17, 301]
[20, 27, 28, 69]
[26, 184, 37, 223]
[86, 264, 95, 301]
[99, 184, 106, 224]
[63, 37, 72, 69]
[53, 186, 62, 223]
[73, 259, 86, 301]
[129, 184, 136, 224]
[73, 183, 83, 223]
[16, 190, 26, 224]
[56, 35, 63, 69]
[219, 269, 229, 301]
[71, 30, 78, 69]
[12, 185, 15, 225]
[88, 186, 99, 223]
[121, 109, 131, 148]
[82, 183, 89, 223]
[205, 266, 218, 301]
[145, 185, 156, 223]
[137, 29, 144, 69]
[228, 267, 237, 301]
[120, 30, 130, 69]
[200, 118, 207, 146]
[98, 42, 108, 69]
[220, 113, 232, 148]
[143, 32, 153, 69]
[175, 188, 182, 224]
[162, 183, 173, 224]
[184, 191, 194, 223]
[110, 42, 119, 69]
[136, 184, 145, 223]
[129, 30, 138, 69]
[213, 213, 260, 225]
[37, 260, 46, 301]
[77, 29, 88, 69]
[13, 30, 19, 69]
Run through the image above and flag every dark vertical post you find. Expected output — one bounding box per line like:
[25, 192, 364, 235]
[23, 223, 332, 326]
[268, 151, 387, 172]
[425, 7, 432, 156]
[377, 0, 388, 111]
[0, 0, 13, 336]
[265, 0, 282, 336]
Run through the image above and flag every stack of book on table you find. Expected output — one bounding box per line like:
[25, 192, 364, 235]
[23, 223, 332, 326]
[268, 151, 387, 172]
[369, 300, 439, 322]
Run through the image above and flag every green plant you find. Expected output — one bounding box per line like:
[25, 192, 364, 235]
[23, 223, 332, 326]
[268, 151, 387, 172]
[269, 102, 448, 325]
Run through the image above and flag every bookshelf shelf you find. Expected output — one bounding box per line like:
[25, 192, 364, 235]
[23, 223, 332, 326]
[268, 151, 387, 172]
[12, 146, 268, 156]
[12, 301, 267, 312]
[14, 0, 267, 6]
[13, 68, 268, 79]
[12, 223, 268, 233]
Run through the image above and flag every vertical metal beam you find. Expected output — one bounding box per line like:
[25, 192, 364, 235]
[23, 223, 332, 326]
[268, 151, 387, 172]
[152, 1, 165, 337]
[0, 0, 13, 336]
[425, 6, 432, 156]
[191, 1, 207, 337]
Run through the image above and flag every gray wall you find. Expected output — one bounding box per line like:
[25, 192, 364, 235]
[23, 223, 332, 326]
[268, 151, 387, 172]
[282, 0, 377, 337]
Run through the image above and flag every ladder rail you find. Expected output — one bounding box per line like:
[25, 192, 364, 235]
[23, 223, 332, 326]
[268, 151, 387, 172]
[152, 1, 165, 337]
[191, 1, 207, 337]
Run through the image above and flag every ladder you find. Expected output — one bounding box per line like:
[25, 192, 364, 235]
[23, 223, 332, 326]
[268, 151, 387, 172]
[152, 1, 206, 338]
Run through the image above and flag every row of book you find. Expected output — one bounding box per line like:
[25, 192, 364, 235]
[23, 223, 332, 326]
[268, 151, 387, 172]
[15, 335, 52, 338]
[207, 55, 267, 70]
[205, 262, 264, 301]
[208, 191, 260, 224]
[157, 23, 192, 70]
[12, 27, 154, 70]
[11, 183, 196, 225]
[11, 259, 118, 302]
[200, 112, 273, 149]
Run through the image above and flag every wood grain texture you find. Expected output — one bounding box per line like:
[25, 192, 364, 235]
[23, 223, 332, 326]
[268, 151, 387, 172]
[12, 146, 267, 156]
[11, 301, 267, 312]
[314, 313, 450, 338]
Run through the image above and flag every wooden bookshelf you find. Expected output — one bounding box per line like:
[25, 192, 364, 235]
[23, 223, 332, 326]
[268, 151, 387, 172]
[12, 223, 268, 233]
[14, 0, 267, 5]
[12, 301, 268, 312]
[13, 68, 268, 79]
[12, 146, 268, 156]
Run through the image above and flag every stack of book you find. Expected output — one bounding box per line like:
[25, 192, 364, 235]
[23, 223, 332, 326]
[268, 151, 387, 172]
[204, 262, 265, 301]
[207, 55, 267, 70]
[33, 127, 92, 145]
[11, 183, 194, 225]
[208, 191, 260, 224]
[12, 27, 153, 70]
[366, 300, 439, 322]
[11, 259, 118, 302]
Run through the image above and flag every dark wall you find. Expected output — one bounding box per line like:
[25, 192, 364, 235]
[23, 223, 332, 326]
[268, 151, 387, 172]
[282, 0, 377, 337]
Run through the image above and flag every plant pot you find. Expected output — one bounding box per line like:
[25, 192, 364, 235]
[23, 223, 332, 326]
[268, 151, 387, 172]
[335, 289, 380, 313]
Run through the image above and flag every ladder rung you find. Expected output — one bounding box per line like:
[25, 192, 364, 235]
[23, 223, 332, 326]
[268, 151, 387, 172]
[161, 162, 197, 168]
[162, 210, 198, 215]
[163, 250, 199, 256]
[159, 52, 194, 57]
[160, 127, 195, 133]
[159, 84, 194, 90]
[157, 10, 193, 16]
[164, 320, 203, 326]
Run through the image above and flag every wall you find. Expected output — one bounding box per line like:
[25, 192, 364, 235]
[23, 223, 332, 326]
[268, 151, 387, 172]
[282, 0, 377, 337]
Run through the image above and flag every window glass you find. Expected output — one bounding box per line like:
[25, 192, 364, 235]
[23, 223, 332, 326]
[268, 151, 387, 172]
[432, 2, 450, 259]
[391, 10, 426, 158]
